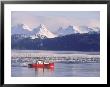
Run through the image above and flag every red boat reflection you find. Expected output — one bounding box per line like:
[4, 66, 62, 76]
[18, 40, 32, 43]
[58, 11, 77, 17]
[28, 60, 54, 69]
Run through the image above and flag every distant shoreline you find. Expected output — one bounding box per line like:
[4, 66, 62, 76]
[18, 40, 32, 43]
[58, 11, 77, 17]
[11, 50, 100, 55]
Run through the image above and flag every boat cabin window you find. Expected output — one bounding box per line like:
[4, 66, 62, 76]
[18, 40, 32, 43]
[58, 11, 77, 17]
[37, 61, 43, 64]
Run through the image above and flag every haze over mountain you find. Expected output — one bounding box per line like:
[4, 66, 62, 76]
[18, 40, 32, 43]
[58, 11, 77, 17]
[11, 24, 100, 51]
[11, 23, 100, 39]
[30, 24, 57, 39]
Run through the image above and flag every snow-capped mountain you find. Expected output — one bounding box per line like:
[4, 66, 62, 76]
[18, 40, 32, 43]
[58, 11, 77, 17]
[57, 25, 79, 36]
[30, 24, 57, 39]
[11, 24, 31, 35]
[12, 24, 100, 39]
[12, 24, 100, 51]
[90, 27, 100, 33]
[57, 25, 100, 36]
[12, 24, 57, 39]
[77, 26, 100, 34]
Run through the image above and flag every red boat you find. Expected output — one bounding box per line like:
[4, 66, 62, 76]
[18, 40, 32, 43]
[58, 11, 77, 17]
[28, 60, 54, 68]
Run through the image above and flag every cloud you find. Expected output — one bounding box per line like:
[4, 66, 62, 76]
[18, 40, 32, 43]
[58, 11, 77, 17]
[88, 19, 100, 27]
[11, 11, 100, 32]
[11, 13, 40, 30]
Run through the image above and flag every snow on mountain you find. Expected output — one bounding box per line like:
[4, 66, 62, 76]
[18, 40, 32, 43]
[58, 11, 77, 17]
[12, 24, 100, 39]
[78, 26, 100, 34]
[57, 25, 79, 36]
[11, 24, 31, 35]
[91, 27, 100, 33]
[12, 24, 57, 39]
[77, 26, 93, 33]
[57, 25, 100, 36]
[22, 24, 32, 31]
[30, 24, 57, 39]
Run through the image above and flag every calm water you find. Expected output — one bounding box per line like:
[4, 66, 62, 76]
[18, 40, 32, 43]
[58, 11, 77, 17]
[12, 50, 100, 55]
[11, 63, 100, 77]
[11, 50, 100, 77]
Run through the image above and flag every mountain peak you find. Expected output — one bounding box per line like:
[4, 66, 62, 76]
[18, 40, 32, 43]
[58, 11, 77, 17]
[57, 25, 79, 36]
[39, 24, 45, 28]
[12, 24, 100, 39]
[38, 24, 48, 32]
[30, 24, 57, 39]
[67, 25, 73, 29]
[11, 24, 31, 35]
[22, 24, 31, 30]
[16, 24, 31, 31]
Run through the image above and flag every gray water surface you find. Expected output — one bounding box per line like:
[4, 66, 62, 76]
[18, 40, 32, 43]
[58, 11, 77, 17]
[11, 50, 100, 77]
[11, 63, 100, 77]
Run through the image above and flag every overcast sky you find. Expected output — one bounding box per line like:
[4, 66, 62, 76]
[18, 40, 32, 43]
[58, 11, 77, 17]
[11, 11, 100, 32]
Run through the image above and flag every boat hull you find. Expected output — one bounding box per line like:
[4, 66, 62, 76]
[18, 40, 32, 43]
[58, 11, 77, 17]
[28, 63, 54, 68]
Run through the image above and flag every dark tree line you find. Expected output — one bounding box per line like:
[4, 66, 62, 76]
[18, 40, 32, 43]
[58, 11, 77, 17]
[11, 33, 100, 51]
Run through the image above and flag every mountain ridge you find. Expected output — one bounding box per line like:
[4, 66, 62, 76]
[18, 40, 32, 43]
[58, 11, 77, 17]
[11, 33, 100, 51]
[12, 24, 100, 39]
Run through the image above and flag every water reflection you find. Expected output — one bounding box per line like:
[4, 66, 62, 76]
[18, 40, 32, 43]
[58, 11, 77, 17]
[11, 50, 100, 77]
[11, 63, 100, 77]
[33, 67, 54, 77]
